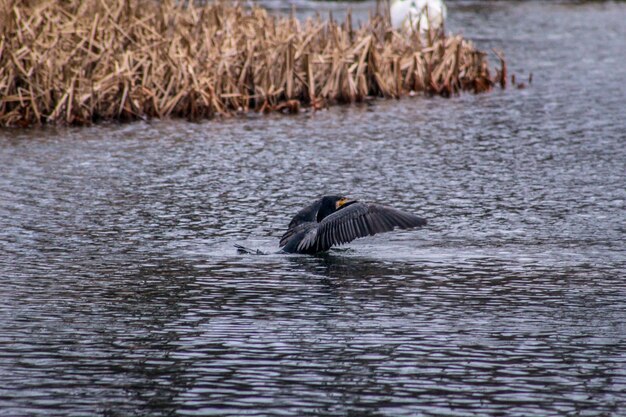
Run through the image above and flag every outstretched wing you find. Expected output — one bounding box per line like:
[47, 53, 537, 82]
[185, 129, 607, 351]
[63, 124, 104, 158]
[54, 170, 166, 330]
[279, 221, 314, 248]
[288, 199, 322, 228]
[295, 202, 427, 253]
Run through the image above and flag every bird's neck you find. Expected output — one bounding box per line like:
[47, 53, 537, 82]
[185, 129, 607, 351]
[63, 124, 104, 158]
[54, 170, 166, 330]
[316, 205, 335, 223]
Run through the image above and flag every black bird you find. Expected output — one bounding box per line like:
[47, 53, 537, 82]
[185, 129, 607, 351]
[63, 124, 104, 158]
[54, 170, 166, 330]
[279, 195, 427, 254]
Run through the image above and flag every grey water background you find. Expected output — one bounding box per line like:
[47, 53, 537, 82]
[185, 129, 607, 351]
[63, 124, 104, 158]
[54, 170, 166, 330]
[1, 1, 625, 416]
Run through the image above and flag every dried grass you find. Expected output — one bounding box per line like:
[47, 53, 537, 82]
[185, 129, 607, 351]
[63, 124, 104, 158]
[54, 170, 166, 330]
[0, 0, 504, 127]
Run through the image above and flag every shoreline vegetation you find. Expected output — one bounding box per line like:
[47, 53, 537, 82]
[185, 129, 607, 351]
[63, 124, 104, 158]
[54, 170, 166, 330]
[0, 0, 506, 127]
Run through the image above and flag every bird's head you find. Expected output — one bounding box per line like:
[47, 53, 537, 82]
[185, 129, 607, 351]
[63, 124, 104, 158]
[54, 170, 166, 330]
[317, 195, 355, 222]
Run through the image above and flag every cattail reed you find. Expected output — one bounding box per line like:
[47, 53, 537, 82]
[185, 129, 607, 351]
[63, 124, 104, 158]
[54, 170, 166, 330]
[0, 0, 504, 127]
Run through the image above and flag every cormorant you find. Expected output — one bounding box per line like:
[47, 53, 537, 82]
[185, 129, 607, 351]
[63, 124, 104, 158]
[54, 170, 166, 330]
[279, 195, 427, 254]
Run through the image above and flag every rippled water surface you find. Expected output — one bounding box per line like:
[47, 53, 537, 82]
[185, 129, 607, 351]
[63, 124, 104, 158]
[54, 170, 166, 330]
[1, 1, 625, 416]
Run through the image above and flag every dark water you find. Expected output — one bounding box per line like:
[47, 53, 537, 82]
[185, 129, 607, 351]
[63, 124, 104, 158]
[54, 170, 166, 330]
[1, 1, 625, 416]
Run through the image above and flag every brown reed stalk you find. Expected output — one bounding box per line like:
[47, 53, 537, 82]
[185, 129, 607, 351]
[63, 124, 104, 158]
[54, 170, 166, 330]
[0, 0, 503, 127]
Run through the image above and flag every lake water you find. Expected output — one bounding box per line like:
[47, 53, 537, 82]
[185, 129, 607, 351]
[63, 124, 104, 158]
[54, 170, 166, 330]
[1, 1, 625, 416]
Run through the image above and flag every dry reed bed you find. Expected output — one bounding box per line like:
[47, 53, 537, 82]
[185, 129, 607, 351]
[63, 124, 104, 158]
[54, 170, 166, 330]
[0, 0, 505, 127]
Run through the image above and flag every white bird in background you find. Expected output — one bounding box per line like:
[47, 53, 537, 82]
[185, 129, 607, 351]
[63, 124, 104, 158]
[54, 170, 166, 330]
[390, 0, 447, 33]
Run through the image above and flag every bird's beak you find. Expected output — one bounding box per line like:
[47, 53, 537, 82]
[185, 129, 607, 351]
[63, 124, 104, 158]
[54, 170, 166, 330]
[336, 198, 351, 209]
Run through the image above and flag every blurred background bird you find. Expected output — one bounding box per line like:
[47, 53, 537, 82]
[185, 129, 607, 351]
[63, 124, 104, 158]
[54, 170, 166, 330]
[390, 0, 447, 33]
